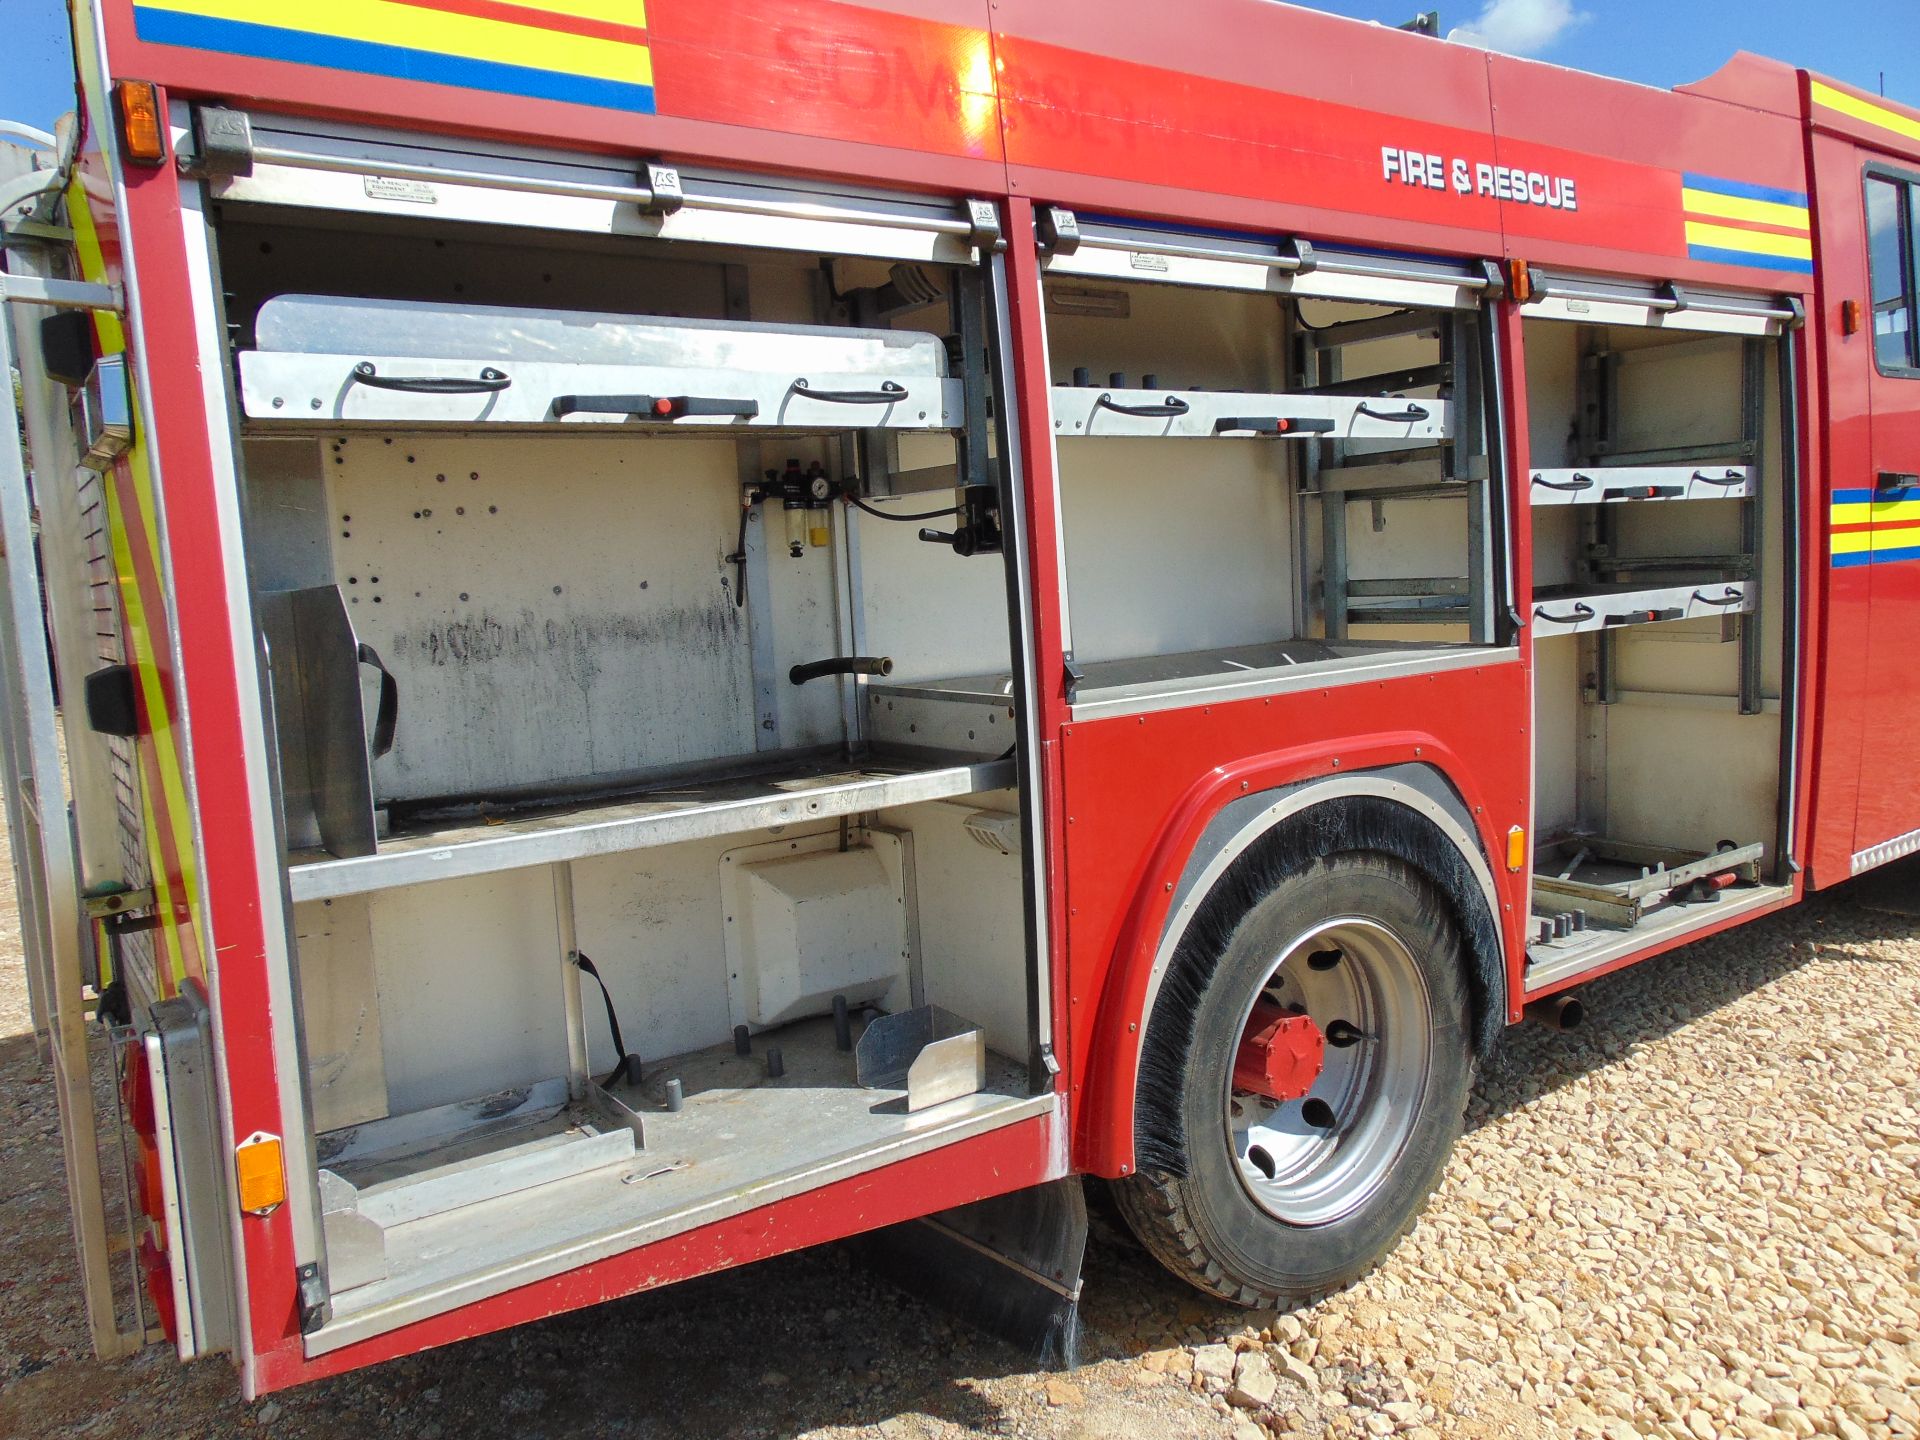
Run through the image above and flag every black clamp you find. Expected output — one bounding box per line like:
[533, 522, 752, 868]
[1037, 206, 1081, 257]
[641, 161, 685, 216]
[297, 1263, 329, 1335]
[965, 198, 1004, 251]
[179, 106, 255, 180]
[1063, 656, 1085, 705]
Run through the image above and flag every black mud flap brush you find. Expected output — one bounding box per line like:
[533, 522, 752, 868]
[851, 1177, 1088, 1371]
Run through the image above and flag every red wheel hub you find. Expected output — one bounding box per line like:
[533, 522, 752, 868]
[1233, 999, 1327, 1102]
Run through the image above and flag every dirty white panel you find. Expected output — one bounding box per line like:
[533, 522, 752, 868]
[369, 869, 566, 1114]
[1058, 438, 1293, 665]
[566, 823, 841, 1068]
[1522, 319, 1580, 469]
[878, 796, 1028, 1060]
[857, 511, 1013, 683]
[294, 896, 389, 1131]
[1532, 636, 1582, 841]
[1044, 280, 1287, 392]
[1604, 705, 1780, 864]
[325, 433, 755, 801]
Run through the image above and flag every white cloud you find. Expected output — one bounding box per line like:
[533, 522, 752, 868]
[1447, 0, 1591, 56]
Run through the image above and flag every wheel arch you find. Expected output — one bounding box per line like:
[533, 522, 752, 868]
[1099, 767, 1509, 1179]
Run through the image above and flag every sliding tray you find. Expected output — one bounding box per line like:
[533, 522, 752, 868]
[1049, 385, 1451, 442]
[1529, 580, 1752, 638]
[288, 748, 1015, 901]
[1532, 836, 1765, 931]
[238, 295, 961, 432]
[1528, 465, 1755, 506]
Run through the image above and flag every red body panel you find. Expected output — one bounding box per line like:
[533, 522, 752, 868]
[1805, 129, 1877, 882]
[61, 0, 1917, 1391]
[1065, 663, 1532, 1177]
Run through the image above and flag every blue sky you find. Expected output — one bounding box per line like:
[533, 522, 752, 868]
[0, 0, 1913, 137]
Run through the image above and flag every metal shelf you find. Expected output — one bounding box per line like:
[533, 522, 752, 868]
[1528, 465, 1755, 507]
[239, 352, 965, 432]
[1048, 385, 1452, 442]
[1529, 580, 1752, 639]
[287, 749, 1016, 901]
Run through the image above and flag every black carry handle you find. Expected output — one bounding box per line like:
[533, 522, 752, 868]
[550, 393, 760, 420]
[1692, 469, 1748, 487]
[350, 361, 509, 395]
[1212, 416, 1339, 436]
[1095, 391, 1191, 418]
[1355, 401, 1432, 423]
[1534, 602, 1596, 626]
[1691, 587, 1746, 608]
[1607, 484, 1686, 500]
[1607, 607, 1684, 626]
[790, 378, 908, 405]
[1533, 473, 1596, 492]
[355, 642, 398, 758]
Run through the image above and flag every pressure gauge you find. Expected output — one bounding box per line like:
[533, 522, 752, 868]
[808, 473, 834, 502]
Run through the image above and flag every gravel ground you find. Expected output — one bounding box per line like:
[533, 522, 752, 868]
[0, 813, 1915, 1439]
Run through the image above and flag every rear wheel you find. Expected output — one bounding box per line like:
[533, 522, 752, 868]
[1115, 852, 1473, 1303]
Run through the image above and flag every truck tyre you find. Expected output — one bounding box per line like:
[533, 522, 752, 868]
[1114, 851, 1473, 1304]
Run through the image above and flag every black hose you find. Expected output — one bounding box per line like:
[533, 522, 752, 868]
[789, 655, 894, 685]
[846, 495, 963, 524]
[732, 502, 750, 607]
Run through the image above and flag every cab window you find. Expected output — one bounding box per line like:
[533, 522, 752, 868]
[1869, 173, 1919, 375]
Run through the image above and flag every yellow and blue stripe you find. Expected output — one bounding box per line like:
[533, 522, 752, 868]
[1831, 486, 1920, 569]
[133, 0, 655, 113]
[1682, 172, 1813, 276]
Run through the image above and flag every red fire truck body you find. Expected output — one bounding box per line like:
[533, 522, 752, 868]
[2, 0, 1916, 1399]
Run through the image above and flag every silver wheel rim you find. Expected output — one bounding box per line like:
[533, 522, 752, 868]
[1224, 917, 1432, 1227]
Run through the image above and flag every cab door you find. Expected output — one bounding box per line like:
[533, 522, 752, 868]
[1855, 160, 1920, 862]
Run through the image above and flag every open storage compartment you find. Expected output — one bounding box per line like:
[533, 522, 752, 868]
[1520, 277, 1801, 991]
[212, 134, 1050, 1351]
[1034, 213, 1512, 717]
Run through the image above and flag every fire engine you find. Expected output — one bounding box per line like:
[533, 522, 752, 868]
[1, 0, 1916, 1397]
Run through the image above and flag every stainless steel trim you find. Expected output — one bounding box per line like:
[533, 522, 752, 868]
[143, 1030, 197, 1357]
[1852, 825, 1920, 877]
[988, 249, 1058, 1085]
[150, 993, 237, 1358]
[1070, 646, 1518, 722]
[1527, 271, 1795, 322]
[250, 143, 656, 207]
